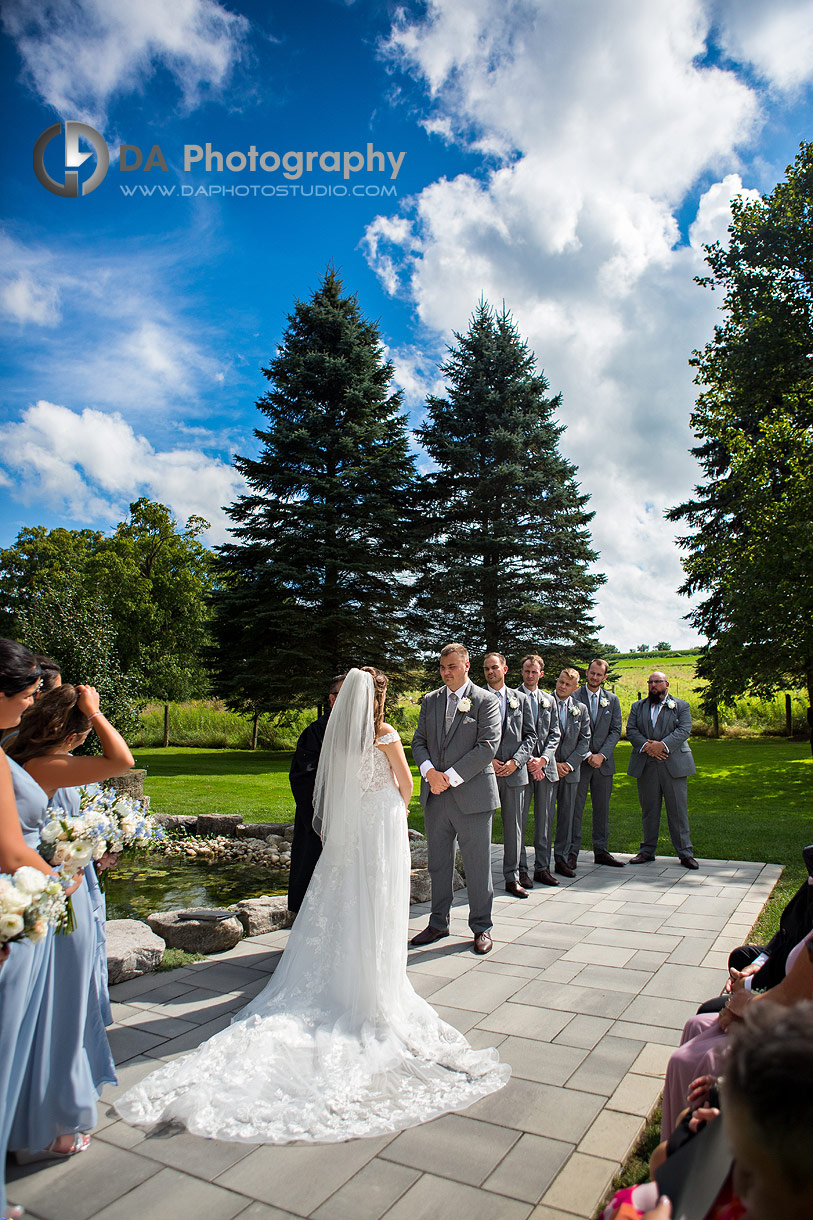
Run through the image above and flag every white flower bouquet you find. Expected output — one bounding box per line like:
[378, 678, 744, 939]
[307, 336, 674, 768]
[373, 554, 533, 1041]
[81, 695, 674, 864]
[0, 866, 68, 946]
[77, 785, 165, 884]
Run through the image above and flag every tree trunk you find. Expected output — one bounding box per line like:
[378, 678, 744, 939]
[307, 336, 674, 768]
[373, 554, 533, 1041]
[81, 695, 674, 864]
[785, 693, 793, 737]
[711, 702, 719, 739]
[806, 664, 813, 758]
[162, 702, 170, 748]
[252, 711, 259, 751]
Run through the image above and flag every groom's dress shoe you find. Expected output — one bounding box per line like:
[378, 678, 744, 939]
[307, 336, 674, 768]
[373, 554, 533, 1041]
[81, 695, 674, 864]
[594, 851, 625, 867]
[473, 931, 492, 955]
[629, 853, 656, 865]
[534, 868, 558, 886]
[680, 856, 700, 870]
[410, 925, 449, 946]
[554, 861, 575, 878]
[505, 880, 528, 899]
[518, 870, 534, 889]
[566, 853, 578, 870]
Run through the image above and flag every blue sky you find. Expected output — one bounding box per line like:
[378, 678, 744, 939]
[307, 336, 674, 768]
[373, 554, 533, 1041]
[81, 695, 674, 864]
[1, 0, 812, 650]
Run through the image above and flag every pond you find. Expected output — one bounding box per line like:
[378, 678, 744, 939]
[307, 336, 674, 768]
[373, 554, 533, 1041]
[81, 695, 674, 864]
[104, 851, 289, 922]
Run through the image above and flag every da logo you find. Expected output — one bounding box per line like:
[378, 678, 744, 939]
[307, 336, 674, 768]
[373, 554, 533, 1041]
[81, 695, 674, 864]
[33, 121, 109, 197]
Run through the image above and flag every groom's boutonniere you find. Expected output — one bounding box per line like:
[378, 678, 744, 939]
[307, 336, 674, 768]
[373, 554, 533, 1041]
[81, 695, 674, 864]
[599, 695, 609, 708]
[457, 697, 472, 713]
[666, 698, 676, 709]
[569, 704, 581, 717]
[508, 695, 520, 710]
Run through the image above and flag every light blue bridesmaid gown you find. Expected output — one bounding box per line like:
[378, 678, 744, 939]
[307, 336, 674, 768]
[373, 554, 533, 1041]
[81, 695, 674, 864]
[0, 756, 51, 1217]
[7, 785, 117, 1155]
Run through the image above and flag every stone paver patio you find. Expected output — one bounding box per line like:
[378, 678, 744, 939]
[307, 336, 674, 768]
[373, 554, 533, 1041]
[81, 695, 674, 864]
[7, 851, 778, 1220]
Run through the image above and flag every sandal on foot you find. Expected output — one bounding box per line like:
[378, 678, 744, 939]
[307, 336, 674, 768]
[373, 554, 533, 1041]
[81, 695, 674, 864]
[15, 1133, 90, 1163]
[5, 1205, 25, 1219]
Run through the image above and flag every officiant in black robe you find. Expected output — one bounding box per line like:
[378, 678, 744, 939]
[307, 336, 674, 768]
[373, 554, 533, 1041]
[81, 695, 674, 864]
[287, 674, 346, 912]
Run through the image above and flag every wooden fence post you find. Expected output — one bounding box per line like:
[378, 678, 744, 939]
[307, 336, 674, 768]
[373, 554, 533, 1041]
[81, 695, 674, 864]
[785, 693, 793, 737]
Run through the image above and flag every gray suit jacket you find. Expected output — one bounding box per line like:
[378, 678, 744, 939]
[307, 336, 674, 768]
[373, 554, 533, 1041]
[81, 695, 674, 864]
[494, 687, 536, 787]
[521, 684, 560, 782]
[626, 696, 696, 778]
[575, 686, 622, 776]
[553, 696, 591, 783]
[412, 681, 501, 813]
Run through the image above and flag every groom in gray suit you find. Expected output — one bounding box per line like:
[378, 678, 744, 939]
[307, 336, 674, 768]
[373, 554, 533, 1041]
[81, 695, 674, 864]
[411, 643, 501, 954]
[551, 668, 591, 878]
[627, 671, 698, 869]
[483, 652, 537, 899]
[569, 658, 625, 868]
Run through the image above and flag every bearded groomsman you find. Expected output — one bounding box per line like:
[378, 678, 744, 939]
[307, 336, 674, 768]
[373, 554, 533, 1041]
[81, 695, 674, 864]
[568, 659, 625, 868]
[483, 652, 537, 898]
[411, 643, 501, 954]
[518, 654, 561, 887]
[551, 668, 591, 878]
[627, 672, 698, 869]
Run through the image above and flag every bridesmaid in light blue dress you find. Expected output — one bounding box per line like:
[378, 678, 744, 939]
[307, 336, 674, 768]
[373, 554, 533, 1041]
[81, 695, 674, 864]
[0, 640, 53, 1220]
[6, 682, 133, 1160]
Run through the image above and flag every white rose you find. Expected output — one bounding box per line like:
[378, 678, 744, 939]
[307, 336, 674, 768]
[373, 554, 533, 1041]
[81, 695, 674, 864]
[0, 913, 25, 940]
[40, 821, 63, 844]
[13, 867, 47, 896]
[71, 847, 94, 871]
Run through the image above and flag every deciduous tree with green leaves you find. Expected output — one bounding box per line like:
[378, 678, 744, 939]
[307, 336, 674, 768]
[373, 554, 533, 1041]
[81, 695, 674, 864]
[668, 142, 813, 745]
[212, 269, 418, 711]
[413, 299, 603, 665]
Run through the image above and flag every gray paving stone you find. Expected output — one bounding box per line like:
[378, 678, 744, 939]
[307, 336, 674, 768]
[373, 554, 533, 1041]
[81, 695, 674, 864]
[640, 962, 726, 1003]
[564, 1035, 645, 1096]
[107, 1024, 168, 1063]
[498, 1035, 588, 1085]
[408, 971, 448, 999]
[583, 927, 681, 952]
[233, 1205, 301, 1220]
[476, 958, 536, 980]
[87, 1166, 247, 1220]
[541, 1150, 617, 1215]
[381, 1112, 519, 1185]
[666, 936, 717, 966]
[146, 1011, 233, 1060]
[155, 986, 245, 1023]
[108, 970, 194, 1003]
[122, 1122, 256, 1178]
[536, 960, 585, 984]
[512, 979, 633, 1020]
[429, 1003, 485, 1033]
[610, 1019, 681, 1048]
[126, 979, 197, 1007]
[619, 994, 700, 1031]
[383, 1171, 532, 1220]
[489, 942, 563, 969]
[216, 1138, 391, 1214]
[570, 964, 655, 995]
[118, 1011, 199, 1039]
[561, 943, 635, 968]
[514, 925, 589, 950]
[552, 1014, 613, 1049]
[482, 1131, 572, 1203]
[310, 1158, 420, 1220]
[477, 1001, 574, 1041]
[465, 1076, 604, 1142]
[407, 946, 480, 976]
[624, 948, 672, 972]
[6, 1140, 161, 1220]
[430, 968, 526, 1012]
[573, 911, 668, 933]
[185, 961, 269, 993]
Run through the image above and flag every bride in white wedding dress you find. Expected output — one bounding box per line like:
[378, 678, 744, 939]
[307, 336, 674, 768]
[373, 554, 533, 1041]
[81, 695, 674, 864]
[115, 667, 509, 1143]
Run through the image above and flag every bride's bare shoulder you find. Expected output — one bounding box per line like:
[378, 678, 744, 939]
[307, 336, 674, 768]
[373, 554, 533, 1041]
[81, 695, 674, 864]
[376, 723, 401, 746]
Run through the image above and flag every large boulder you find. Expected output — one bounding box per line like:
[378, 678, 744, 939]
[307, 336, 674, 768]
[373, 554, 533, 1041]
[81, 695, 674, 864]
[236, 822, 290, 840]
[410, 868, 464, 904]
[106, 918, 165, 984]
[196, 814, 243, 838]
[146, 908, 243, 953]
[233, 895, 294, 936]
[157, 814, 198, 835]
[107, 769, 148, 802]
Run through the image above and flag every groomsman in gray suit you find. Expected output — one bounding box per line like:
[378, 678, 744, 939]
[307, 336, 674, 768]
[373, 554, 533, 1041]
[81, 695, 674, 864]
[626, 671, 698, 869]
[483, 652, 537, 899]
[518, 654, 561, 887]
[411, 643, 502, 954]
[551, 668, 591, 878]
[569, 658, 625, 868]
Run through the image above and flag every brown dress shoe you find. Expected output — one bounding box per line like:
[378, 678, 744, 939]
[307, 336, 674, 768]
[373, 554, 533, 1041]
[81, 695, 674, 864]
[533, 868, 559, 886]
[594, 850, 626, 867]
[680, 856, 699, 870]
[566, 853, 578, 870]
[473, 931, 492, 954]
[554, 860, 575, 877]
[629, 852, 656, 864]
[518, 870, 534, 889]
[505, 880, 529, 898]
[410, 925, 449, 946]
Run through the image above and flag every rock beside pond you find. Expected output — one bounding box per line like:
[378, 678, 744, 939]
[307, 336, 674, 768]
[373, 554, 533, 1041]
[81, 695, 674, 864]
[106, 918, 165, 983]
[233, 895, 294, 936]
[236, 822, 290, 840]
[147, 908, 244, 953]
[161, 833, 290, 868]
[158, 814, 198, 834]
[410, 868, 464, 904]
[108, 769, 148, 802]
[197, 813, 243, 838]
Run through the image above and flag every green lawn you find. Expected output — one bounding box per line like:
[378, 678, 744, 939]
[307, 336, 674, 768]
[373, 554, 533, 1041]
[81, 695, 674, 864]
[136, 737, 812, 939]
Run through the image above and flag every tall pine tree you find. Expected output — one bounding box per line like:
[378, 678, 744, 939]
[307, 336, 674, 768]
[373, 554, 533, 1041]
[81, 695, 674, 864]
[414, 300, 603, 662]
[213, 269, 418, 710]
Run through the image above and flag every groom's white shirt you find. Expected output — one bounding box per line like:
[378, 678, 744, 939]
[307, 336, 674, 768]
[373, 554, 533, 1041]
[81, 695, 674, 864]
[418, 679, 468, 787]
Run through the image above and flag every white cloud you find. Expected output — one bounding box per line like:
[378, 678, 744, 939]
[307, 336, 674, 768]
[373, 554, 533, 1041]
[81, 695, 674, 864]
[715, 0, 813, 93]
[2, 0, 249, 127]
[0, 401, 245, 544]
[363, 0, 796, 646]
[0, 232, 64, 326]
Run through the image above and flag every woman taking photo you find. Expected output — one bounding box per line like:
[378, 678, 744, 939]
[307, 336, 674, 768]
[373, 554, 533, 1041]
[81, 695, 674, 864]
[7, 682, 134, 1163]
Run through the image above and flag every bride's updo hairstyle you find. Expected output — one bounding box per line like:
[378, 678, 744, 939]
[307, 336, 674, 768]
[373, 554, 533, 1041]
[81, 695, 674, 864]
[360, 666, 388, 736]
[8, 685, 91, 766]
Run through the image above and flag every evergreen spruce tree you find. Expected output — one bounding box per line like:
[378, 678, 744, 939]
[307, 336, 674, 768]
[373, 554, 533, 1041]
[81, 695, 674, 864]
[212, 269, 418, 711]
[414, 300, 603, 663]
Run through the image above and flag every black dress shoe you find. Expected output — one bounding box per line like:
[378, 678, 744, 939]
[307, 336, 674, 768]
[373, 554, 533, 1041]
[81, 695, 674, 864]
[594, 851, 626, 867]
[534, 868, 559, 886]
[505, 880, 529, 898]
[410, 925, 449, 946]
[629, 853, 656, 864]
[473, 931, 492, 954]
[566, 853, 578, 870]
[680, 856, 700, 870]
[519, 870, 534, 889]
[554, 860, 575, 878]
